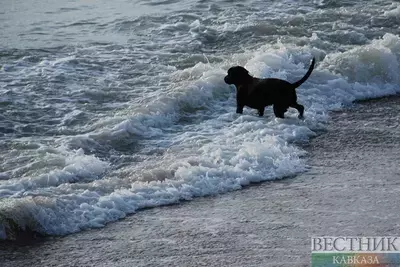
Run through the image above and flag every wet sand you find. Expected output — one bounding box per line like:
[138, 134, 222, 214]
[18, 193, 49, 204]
[1, 95, 399, 267]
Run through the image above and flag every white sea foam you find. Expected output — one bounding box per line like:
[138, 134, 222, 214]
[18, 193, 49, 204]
[321, 33, 400, 84]
[0, 148, 109, 198]
[384, 5, 400, 17]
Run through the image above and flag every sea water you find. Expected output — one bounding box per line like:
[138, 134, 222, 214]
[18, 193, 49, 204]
[0, 0, 399, 239]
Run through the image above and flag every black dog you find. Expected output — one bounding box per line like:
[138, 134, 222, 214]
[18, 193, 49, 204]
[224, 58, 315, 118]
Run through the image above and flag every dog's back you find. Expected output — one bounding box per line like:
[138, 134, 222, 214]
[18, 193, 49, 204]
[246, 78, 295, 108]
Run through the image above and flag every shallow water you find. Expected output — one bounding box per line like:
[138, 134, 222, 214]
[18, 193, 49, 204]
[1, 0, 400, 239]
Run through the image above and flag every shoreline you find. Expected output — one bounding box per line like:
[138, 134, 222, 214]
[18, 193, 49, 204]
[1, 95, 399, 267]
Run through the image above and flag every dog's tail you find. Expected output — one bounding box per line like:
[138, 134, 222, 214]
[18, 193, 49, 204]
[292, 57, 315, 89]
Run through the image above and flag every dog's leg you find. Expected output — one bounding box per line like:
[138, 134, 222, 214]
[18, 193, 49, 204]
[236, 90, 246, 114]
[290, 103, 304, 119]
[273, 105, 285, 118]
[258, 107, 264, 117]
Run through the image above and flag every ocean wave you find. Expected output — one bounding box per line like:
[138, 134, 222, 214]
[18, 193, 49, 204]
[321, 33, 400, 84]
[2, 32, 400, 240]
[0, 148, 109, 197]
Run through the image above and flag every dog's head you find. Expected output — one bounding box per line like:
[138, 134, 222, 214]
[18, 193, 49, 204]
[224, 66, 251, 86]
